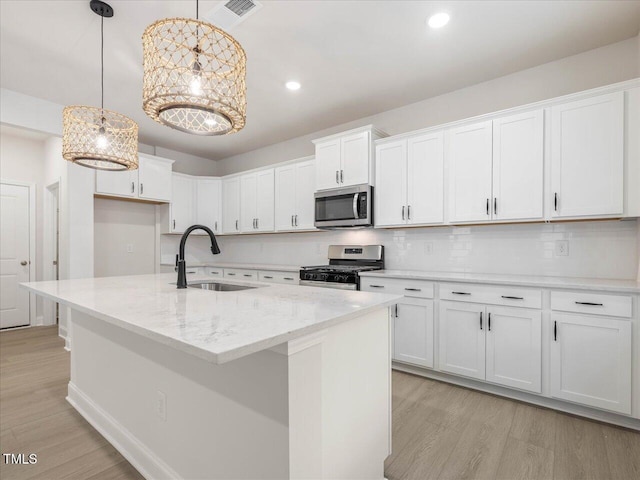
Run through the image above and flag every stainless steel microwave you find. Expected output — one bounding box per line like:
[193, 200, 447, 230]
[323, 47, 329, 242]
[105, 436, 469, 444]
[314, 184, 372, 228]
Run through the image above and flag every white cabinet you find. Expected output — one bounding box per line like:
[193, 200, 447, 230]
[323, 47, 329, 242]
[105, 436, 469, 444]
[240, 169, 274, 233]
[393, 298, 434, 368]
[95, 155, 173, 203]
[170, 174, 195, 233]
[196, 177, 221, 234]
[275, 160, 316, 231]
[314, 126, 383, 191]
[438, 301, 486, 380]
[375, 131, 444, 227]
[485, 306, 541, 393]
[550, 313, 631, 414]
[222, 177, 241, 234]
[550, 92, 624, 218]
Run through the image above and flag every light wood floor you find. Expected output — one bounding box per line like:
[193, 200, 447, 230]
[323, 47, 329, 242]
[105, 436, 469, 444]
[1, 326, 639, 480]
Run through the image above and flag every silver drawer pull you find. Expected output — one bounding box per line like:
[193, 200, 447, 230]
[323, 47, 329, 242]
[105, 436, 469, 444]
[369, 285, 385, 288]
[501, 295, 523, 300]
[405, 288, 421, 292]
[284, 277, 294, 281]
[575, 301, 604, 306]
[452, 291, 471, 295]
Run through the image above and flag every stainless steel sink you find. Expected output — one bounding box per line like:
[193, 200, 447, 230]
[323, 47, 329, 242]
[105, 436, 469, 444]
[187, 282, 258, 292]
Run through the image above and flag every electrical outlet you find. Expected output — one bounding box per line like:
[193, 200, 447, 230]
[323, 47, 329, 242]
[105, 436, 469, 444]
[424, 242, 433, 255]
[126, 244, 134, 253]
[156, 390, 167, 421]
[555, 240, 569, 257]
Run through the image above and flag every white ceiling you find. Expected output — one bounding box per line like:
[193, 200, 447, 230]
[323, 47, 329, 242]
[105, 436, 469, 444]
[1, 1, 639, 162]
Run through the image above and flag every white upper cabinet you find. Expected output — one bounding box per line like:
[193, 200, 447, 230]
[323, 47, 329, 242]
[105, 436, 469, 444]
[551, 92, 624, 218]
[171, 174, 195, 233]
[138, 155, 173, 202]
[492, 110, 544, 221]
[196, 178, 221, 234]
[95, 155, 173, 203]
[240, 169, 274, 233]
[222, 177, 241, 234]
[314, 126, 384, 191]
[275, 160, 316, 232]
[447, 121, 493, 223]
[375, 131, 444, 227]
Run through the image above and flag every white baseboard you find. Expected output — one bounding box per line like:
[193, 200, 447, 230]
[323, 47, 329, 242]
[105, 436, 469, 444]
[393, 363, 640, 431]
[67, 382, 180, 480]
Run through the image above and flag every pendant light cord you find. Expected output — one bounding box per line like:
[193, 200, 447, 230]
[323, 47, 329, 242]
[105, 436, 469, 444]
[196, 0, 199, 20]
[101, 14, 104, 114]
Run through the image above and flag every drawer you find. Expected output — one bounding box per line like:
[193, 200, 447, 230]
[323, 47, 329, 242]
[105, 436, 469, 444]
[259, 270, 299, 285]
[224, 268, 257, 281]
[185, 267, 201, 275]
[361, 278, 434, 299]
[439, 283, 542, 309]
[205, 268, 223, 277]
[551, 291, 632, 318]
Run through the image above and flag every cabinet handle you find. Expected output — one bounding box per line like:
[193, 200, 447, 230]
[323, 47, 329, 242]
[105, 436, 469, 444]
[452, 291, 471, 295]
[405, 288, 421, 292]
[295, 215, 298, 227]
[488, 312, 491, 331]
[402, 206, 405, 220]
[210, 271, 219, 275]
[336, 170, 339, 184]
[291, 215, 294, 227]
[340, 170, 344, 183]
[131, 181, 135, 194]
[256, 218, 259, 229]
[236, 219, 238, 230]
[480, 311, 483, 330]
[140, 183, 144, 195]
[554, 320, 557, 341]
[575, 301, 604, 306]
[284, 277, 294, 281]
[554, 193, 558, 212]
[243, 274, 252, 277]
[214, 221, 218, 232]
[227, 273, 236, 276]
[369, 285, 385, 288]
[407, 205, 411, 220]
[486, 198, 489, 215]
[263, 276, 273, 279]
[395, 305, 399, 317]
[173, 219, 176, 230]
[494, 198, 497, 215]
[501, 295, 524, 300]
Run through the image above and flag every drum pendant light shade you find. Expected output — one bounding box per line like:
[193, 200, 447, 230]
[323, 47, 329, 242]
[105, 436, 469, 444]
[142, 17, 247, 135]
[62, 0, 138, 171]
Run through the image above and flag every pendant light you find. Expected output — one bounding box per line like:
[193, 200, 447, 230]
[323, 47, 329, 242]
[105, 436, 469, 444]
[62, 0, 138, 171]
[142, 0, 247, 135]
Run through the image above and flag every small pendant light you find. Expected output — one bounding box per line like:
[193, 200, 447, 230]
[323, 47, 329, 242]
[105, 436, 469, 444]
[142, 0, 247, 135]
[62, 0, 138, 171]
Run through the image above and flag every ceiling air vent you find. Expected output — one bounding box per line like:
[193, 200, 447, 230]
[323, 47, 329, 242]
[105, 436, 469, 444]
[205, 0, 263, 31]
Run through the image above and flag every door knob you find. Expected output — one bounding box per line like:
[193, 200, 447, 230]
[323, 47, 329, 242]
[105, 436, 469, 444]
[20, 261, 28, 266]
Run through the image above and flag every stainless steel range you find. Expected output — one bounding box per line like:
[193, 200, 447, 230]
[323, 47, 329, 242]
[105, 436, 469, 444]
[300, 245, 384, 290]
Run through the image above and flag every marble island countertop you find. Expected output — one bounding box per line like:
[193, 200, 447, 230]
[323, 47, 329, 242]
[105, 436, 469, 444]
[22, 273, 401, 364]
[359, 270, 640, 293]
[159, 262, 301, 272]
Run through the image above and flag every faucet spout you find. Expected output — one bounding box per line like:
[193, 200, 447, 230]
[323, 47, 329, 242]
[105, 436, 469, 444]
[177, 225, 221, 289]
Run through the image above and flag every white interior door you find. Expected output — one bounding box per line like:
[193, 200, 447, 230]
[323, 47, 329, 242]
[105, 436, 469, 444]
[374, 140, 407, 227]
[407, 131, 444, 225]
[1, 183, 31, 329]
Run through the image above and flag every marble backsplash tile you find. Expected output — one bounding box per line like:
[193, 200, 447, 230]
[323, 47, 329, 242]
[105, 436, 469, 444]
[161, 219, 639, 280]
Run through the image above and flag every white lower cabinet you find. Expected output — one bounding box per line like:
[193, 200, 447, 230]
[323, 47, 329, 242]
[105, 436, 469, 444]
[550, 313, 631, 415]
[258, 270, 299, 285]
[438, 301, 486, 380]
[393, 298, 434, 368]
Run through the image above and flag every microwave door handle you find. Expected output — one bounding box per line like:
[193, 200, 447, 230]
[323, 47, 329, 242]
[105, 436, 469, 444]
[353, 193, 360, 219]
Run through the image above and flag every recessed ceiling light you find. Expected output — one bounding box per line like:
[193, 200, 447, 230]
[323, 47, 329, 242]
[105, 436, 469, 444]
[427, 12, 450, 29]
[285, 81, 301, 91]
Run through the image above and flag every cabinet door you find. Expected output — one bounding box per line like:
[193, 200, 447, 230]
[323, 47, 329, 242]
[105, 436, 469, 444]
[447, 121, 493, 223]
[550, 313, 631, 414]
[171, 174, 195, 233]
[222, 177, 241, 234]
[294, 160, 316, 230]
[275, 165, 296, 232]
[551, 92, 624, 218]
[138, 156, 172, 202]
[95, 169, 138, 198]
[374, 140, 407, 227]
[255, 169, 274, 232]
[492, 110, 544, 221]
[407, 131, 444, 225]
[393, 298, 434, 368]
[438, 301, 485, 380]
[340, 131, 370, 187]
[196, 178, 221, 234]
[485, 306, 541, 393]
[240, 173, 257, 232]
[315, 139, 341, 190]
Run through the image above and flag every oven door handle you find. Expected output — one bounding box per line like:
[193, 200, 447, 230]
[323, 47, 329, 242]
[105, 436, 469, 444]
[353, 193, 360, 219]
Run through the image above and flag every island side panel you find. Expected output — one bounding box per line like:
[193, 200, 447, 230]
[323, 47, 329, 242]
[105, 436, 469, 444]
[67, 310, 290, 480]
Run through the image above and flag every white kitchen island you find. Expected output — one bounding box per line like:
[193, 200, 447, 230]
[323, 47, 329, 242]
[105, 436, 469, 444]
[22, 273, 401, 480]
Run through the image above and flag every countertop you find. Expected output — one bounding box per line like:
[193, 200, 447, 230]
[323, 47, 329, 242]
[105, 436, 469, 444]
[22, 273, 401, 364]
[359, 270, 640, 294]
[159, 262, 301, 272]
